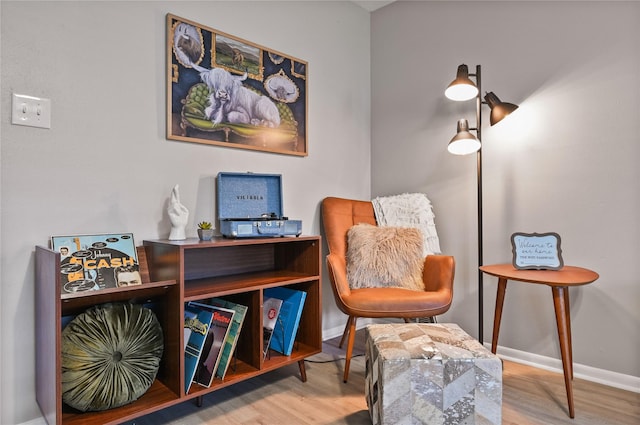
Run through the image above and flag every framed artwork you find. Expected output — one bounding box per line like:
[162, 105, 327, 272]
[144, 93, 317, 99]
[166, 14, 308, 156]
[510, 232, 564, 270]
[51, 233, 140, 295]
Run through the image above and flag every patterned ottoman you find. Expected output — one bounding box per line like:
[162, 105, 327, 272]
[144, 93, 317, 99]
[365, 323, 502, 425]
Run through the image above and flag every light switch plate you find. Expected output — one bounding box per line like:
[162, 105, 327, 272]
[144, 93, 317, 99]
[12, 93, 51, 129]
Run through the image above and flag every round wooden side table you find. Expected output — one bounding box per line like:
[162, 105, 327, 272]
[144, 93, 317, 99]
[479, 264, 599, 419]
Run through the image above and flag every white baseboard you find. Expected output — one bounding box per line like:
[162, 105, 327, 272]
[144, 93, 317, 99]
[322, 320, 639, 394]
[491, 343, 640, 394]
[322, 318, 375, 341]
[19, 418, 46, 425]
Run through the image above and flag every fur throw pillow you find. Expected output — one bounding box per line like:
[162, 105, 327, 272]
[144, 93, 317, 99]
[346, 223, 425, 291]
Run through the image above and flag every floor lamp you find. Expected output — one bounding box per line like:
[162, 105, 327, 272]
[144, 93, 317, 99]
[444, 64, 518, 343]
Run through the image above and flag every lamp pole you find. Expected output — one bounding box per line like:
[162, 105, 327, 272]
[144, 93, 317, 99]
[472, 65, 484, 343]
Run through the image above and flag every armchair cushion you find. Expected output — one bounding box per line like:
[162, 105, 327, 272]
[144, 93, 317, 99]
[346, 223, 424, 291]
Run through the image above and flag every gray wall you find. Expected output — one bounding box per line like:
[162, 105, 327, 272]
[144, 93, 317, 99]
[371, 0, 639, 379]
[2, 1, 639, 423]
[0, 1, 371, 423]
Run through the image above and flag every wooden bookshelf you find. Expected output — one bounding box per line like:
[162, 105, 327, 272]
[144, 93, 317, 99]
[35, 236, 321, 425]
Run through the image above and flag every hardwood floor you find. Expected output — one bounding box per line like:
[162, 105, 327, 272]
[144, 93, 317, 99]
[127, 329, 639, 425]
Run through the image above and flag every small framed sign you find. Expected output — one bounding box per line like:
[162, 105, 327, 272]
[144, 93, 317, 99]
[511, 232, 564, 270]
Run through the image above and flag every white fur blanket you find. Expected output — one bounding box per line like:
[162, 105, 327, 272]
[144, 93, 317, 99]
[372, 193, 442, 256]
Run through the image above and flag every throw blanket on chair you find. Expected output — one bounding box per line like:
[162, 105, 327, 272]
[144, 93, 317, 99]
[372, 193, 442, 256]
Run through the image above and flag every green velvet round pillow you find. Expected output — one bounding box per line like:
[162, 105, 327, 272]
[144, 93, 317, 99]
[61, 303, 164, 412]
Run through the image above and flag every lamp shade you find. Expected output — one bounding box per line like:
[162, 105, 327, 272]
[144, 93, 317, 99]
[445, 64, 479, 101]
[448, 119, 481, 155]
[484, 91, 519, 125]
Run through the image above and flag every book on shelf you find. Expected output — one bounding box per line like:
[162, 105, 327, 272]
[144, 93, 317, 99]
[262, 297, 283, 359]
[190, 302, 236, 388]
[50, 233, 139, 295]
[183, 303, 214, 394]
[208, 298, 249, 379]
[264, 287, 307, 356]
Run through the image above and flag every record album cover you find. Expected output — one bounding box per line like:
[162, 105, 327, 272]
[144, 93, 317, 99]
[51, 233, 139, 295]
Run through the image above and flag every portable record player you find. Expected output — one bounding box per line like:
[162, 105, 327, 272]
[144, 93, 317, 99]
[217, 172, 303, 238]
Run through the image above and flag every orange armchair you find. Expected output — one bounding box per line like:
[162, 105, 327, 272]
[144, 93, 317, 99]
[321, 196, 455, 382]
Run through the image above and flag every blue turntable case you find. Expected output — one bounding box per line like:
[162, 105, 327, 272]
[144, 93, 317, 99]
[217, 172, 302, 238]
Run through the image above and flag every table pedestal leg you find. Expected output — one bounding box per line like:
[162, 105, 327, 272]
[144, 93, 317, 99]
[564, 288, 573, 379]
[552, 286, 575, 418]
[491, 278, 508, 354]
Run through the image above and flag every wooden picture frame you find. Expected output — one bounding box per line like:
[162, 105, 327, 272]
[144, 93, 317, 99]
[166, 14, 308, 156]
[511, 232, 564, 270]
